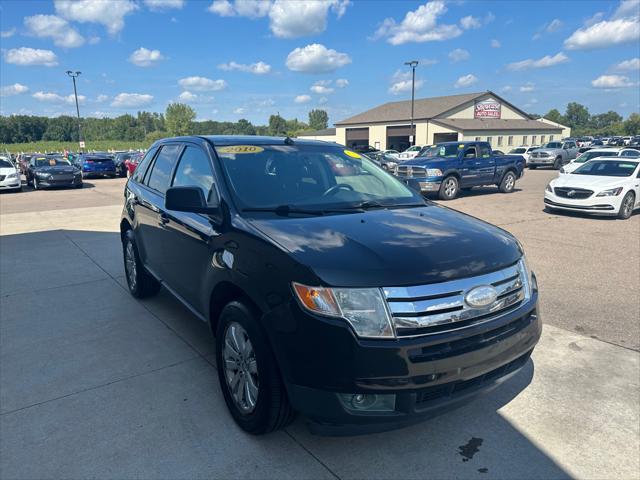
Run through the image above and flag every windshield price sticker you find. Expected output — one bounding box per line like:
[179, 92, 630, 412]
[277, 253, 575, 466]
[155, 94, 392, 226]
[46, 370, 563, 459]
[217, 145, 264, 154]
[344, 150, 361, 159]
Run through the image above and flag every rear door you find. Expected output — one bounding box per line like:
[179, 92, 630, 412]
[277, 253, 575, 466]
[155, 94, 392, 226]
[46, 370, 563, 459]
[134, 144, 183, 278]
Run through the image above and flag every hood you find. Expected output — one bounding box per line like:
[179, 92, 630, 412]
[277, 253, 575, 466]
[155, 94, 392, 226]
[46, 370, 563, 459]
[552, 174, 630, 189]
[34, 165, 77, 174]
[248, 205, 521, 287]
[0, 167, 18, 175]
[401, 156, 449, 166]
[534, 148, 561, 155]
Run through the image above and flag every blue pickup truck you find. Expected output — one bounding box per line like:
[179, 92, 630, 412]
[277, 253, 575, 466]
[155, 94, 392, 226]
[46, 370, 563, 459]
[395, 141, 525, 200]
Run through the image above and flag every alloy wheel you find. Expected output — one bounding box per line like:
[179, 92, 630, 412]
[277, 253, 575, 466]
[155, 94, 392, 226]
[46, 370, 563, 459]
[125, 241, 137, 290]
[223, 322, 259, 414]
[505, 174, 515, 191]
[623, 195, 634, 217]
[444, 178, 457, 197]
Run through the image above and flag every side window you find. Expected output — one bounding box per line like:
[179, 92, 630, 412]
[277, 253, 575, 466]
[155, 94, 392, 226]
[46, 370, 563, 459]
[479, 145, 490, 158]
[172, 146, 216, 205]
[132, 147, 158, 183]
[463, 147, 477, 158]
[145, 145, 181, 194]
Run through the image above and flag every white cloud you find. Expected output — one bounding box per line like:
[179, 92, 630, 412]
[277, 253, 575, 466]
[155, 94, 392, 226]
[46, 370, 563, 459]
[507, 52, 569, 70]
[218, 61, 271, 74]
[208, 0, 349, 37]
[318, 96, 328, 105]
[144, 0, 184, 10]
[335, 78, 349, 88]
[96, 94, 109, 103]
[310, 80, 334, 94]
[591, 74, 637, 88]
[491, 39, 501, 48]
[373, 1, 462, 45]
[454, 74, 478, 88]
[0, 83, 29, 97]
[3, 47, 58, 67]
[269, 0, 350, 38]
[546, 18, 563, 32]
[449, 48, 470, 62]
[24, 14, 85, 48]
[111, 93, 154, 108]
[178, 91, 198, 102]
[88, 36, 101, 44]
[613, 57, 640, 71]
[178, 76, 227, 91]
[286, 43, 351, 73]
[33, 91, 86, 104]
[564, 0, 639, 50]
[233, 107, 246, 114]
[129, 47, 165, 67]
[460, 15, 481, 30]
[55, 0, 138, 35]
[294, 94, 311, 103]
[500, 85, 512, 93]
[388, 69, 424, 95]
[520, 82, 535, 92]
[1, 28, 16, 38]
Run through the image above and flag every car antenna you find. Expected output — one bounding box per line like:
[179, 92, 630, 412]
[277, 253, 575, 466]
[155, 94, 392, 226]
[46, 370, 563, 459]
[284, 136, 294, 145]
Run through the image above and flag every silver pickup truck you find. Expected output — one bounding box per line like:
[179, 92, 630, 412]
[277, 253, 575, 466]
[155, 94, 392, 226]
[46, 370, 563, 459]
[528, 141, 578, 170]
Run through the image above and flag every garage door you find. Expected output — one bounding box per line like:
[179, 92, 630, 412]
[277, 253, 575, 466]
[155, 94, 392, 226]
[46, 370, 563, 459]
[345, 128, 369, 149]
[387, 125, 415, 152]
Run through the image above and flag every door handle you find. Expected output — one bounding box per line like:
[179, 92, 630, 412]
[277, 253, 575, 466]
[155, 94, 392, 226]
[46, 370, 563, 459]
[159, 212, 169, 225]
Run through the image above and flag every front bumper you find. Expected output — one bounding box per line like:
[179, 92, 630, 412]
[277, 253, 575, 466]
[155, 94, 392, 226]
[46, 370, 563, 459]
[544, 192, 621, 215]
[0, 177, 22, 190]
[528, 156, 555, 166]
[266, 289, 541, 433]
[83, 169, 116, 177]
[34, 176, 82, 188]
[399, 177, 442, 192]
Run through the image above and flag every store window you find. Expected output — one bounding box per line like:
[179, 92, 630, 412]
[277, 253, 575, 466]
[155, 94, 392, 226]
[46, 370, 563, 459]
[523, 135, 528, 145]
[508, 136, 514, 146]
[532, 135, 537, 145]
[487, 136, 493, 144]
[540, 135, 546, 144]
[549, 135, 554, 141]
[497, 136, 503, 146]
[475, 137, 481, 141]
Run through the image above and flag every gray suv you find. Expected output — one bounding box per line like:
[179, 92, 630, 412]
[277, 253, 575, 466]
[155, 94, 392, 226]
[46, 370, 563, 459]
[528, 141, 578, 170]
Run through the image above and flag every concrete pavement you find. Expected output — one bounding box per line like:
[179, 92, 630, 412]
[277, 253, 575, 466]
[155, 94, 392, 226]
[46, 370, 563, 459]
[1, 174, 638, 479]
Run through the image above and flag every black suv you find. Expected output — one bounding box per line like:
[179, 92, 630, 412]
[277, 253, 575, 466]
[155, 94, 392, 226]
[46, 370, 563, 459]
[120, 136, 541, 435]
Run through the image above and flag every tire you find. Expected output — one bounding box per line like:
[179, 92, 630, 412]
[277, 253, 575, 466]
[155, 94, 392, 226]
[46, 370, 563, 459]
[33, 176, 39, 190]
[216, 301, 295, 435]
[438, 176, 459, 200]
[618, 192, 635, 220]
[553, 157, 562, 170]
[529, 165, 537, 170]
[122, 229, 161, 298]
[499, 171, 517, 193]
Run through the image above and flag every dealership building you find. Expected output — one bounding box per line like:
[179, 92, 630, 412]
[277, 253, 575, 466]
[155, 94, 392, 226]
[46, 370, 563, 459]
[300, 91, 570, 151]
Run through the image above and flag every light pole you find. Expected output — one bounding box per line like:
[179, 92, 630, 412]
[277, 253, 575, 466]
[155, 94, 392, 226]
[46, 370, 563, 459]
[66, 70, 83, 152]
[404, 60, 418, 146]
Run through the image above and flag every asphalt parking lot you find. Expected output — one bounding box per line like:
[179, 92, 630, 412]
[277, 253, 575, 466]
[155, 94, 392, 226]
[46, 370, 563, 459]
[1, 170, 638, 479]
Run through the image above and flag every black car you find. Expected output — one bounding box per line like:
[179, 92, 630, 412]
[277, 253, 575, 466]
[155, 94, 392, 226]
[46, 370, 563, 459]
[26, 155, 83, 190]
[120, 136, 541, 435]
[114, 152, 134, 177]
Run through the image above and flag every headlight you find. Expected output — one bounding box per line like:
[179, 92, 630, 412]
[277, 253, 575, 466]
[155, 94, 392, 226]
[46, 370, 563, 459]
[36, 172, 49, 177]
[596, 187, 623, 197]
[545, 183, 553, 193]
[293, 283, 394, 338]
[6, 172, 18, 179]
[518, 256, 534, 301]
[386, 162, 397, 169]
[426, 168, 443, 177]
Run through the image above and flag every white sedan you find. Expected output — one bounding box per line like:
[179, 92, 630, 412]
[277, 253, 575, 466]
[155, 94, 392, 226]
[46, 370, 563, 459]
[544, 158, 640, 219]
[0, 157, 22, 192]
[397, 145, 426, 160]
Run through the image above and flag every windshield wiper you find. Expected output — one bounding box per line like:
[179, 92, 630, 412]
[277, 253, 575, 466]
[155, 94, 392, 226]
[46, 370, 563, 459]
[241, 205, 326, 216]
[334, 200, 426, 211]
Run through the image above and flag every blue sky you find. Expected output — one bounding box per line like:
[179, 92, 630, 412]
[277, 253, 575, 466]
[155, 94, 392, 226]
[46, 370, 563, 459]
[1, 0, 639, 125]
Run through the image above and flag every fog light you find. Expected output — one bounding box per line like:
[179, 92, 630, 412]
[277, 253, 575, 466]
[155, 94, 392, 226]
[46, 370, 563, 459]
[338, 393, 396, 412]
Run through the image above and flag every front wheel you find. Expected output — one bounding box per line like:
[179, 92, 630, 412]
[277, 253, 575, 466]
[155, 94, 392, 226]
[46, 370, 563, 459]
[499, 171, 517, 193]
[216, 301, 294, 435]
[438, 176, 459, 200]
[618, 192, 635, 220]
[553, 157, 563, 170]
[33, 177, 39, 190]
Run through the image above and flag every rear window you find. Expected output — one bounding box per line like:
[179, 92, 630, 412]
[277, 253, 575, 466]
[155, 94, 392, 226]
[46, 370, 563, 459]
[85, 157, 113, 163]
[0, 159, 13, 168]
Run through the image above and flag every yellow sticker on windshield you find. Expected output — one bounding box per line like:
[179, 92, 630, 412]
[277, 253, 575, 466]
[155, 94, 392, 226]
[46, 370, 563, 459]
[459, 144, 465, 149]
[344, 150, 361, 159]
[217, 145, 264, 154]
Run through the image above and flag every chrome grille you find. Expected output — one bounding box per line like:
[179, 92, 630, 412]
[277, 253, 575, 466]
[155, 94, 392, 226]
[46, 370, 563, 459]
[396, 166, 426, 178]
[531, 152, 549, 158]
[383, 261, 528, 337]
[553, 187, 593, 199]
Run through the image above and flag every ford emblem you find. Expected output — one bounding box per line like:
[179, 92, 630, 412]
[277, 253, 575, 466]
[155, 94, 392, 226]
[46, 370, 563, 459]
[465, 285, 498, 308]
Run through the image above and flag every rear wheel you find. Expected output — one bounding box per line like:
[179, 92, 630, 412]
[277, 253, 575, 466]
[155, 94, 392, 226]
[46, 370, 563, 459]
[499, 171, 517, 193]
[123, 230, 160, 298]
[618, 192, 635, 220]
[438, 176, 459, 200]
[216, 301, 294, 434]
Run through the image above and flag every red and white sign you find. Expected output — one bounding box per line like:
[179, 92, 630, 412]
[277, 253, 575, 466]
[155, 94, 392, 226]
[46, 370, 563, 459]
[474, 100, 501, 119]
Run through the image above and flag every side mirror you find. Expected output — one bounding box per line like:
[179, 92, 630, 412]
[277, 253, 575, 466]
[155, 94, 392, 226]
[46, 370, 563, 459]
[165, 186, 219, 214]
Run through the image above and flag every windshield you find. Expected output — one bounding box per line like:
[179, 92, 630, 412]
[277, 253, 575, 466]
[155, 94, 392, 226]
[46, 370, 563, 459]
[543, 142, 562, 149]
[573, 160, 638, 177]
[34, 157, 71, 167]
[217, 144, 422, 211]
[0, 159, 14, 168]
[419, 144, 460, 158]
[575, 151, 617, 163]
[510, 148, 526, 153]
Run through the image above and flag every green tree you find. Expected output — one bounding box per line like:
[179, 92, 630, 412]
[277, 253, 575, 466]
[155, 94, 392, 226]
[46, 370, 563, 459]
[623, 113, 640, 135]
[591, 111, 623, 130]
[145, 130, 166, 143]
[268, 114, 287, 136]
[165, 103, 196, 136]
[308, 109, 329, 130]
[544, 109, 565, 124]
[235, 119, 256, 135]
[564, 102, 590, 128]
